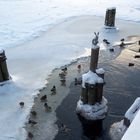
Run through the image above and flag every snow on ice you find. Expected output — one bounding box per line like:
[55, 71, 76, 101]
[76, 97, 108, 120]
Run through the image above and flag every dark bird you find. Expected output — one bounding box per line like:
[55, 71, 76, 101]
[128, 63, 134, 67]
[134, 55, 140, 58]
[51, 86, 56, 92]
[40, 95, 47, 102]
[75, 78, 78, 85]
[120, 38, 125, 42]
[61, 67, 67, 72]
[28, 132, 33, 138]
[60, 123, 71, 133]
[28, 120, 37, 125]
[19, 102, 24, 107]
[60, 79, 66, 86]
[103, 39, 110, 45]
[77, 64, 81, 69]
[60, 79, 66, 83]
[44, 102, 48, 108]
[75, 78, 82, 85]
[31, 111, 37, 116]
[59, 72, 66, 77]
[44, 103, 52, 112]
[109, 48, 114, 52]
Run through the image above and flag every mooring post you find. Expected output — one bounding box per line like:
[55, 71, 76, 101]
[90, 47, 100, 72]
[0, 50, 10, 82]
[76, 32, 108, 132]
[105, 7, 116, 28]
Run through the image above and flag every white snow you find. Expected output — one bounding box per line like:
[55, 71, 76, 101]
[107, 7, 116, 10]
[125, 97, 140, 123]
[0, 49, 4, 54]
[96, 68, 105, 74]
[122, 110, 140, 140]
[76, 97, 108, 120]
[109, 120, 127, 140]
[92, 44, 100, 49]
[82, 71, 104, 88]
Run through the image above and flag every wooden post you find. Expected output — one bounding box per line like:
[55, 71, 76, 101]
[123, 117, 130, 127]
[81, 83, 88, 104]
[90, 48, 99, 72]
[97, 73, 104, 79]
[96, 83, 104, 103]
[88, 84, 96, 105]
[96, 68, 105, 79]
[105, 8, 116, 27]
[0, 68, 4, 82]
[0, 50, 10, 82]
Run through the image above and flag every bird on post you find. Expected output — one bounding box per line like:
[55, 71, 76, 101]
[92, 32, 99, 46]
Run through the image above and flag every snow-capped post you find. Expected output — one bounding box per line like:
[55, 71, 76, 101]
[0, 50, 10, 82]
[104, 7, 116, 28]
[76, 33, 108, 138]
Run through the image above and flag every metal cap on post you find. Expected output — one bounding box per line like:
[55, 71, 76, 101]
[0, 50, 10, 82]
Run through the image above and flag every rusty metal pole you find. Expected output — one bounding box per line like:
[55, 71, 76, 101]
[0, 50, 10, 82]
[105, 8, 116, 27]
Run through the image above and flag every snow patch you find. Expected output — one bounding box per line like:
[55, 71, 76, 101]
[76, 97, 108, 120]
[107, 7, 116, 10]
[92, 44, 99, 49]
[96, 68, 105, 74]
[0, 49, 4, 54]
[125, 97, 140, 123]
[82, 71, 104, 88]
[109, 120, 127, 140]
